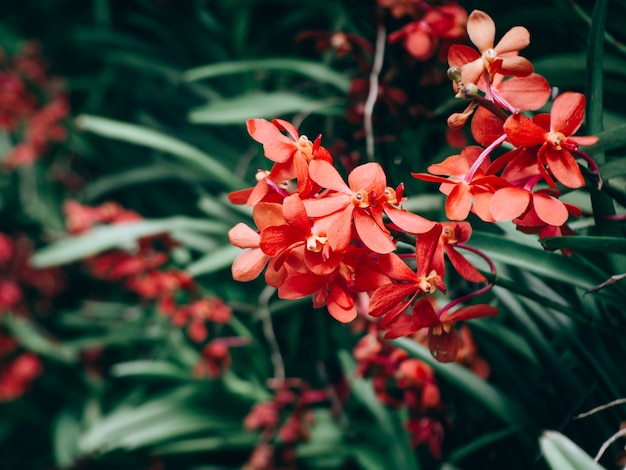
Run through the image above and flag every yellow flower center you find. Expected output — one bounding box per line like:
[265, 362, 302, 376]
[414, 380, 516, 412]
[418, 270, 439, 294]
[297, 135, 314, 161]
[431, 321, 454, 336]
[482, 48, 497, 64]
[546, 131, 566, 150]
[441, 226, 458, 245]
[305, 233, 328, 252]
[351, 190, 370, 208]
[384, 186, 398, 205]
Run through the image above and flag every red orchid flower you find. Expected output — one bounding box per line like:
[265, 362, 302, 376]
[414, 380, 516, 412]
[246, 118, 333, 196]
[228, 202, 287, 286]
[471, 73, 551, 147]
[503, 92, 599, 188]
[388, 4, 467, 61]
[303, 160, 396, 254]
[259, 194, 342, 276]
[448, 9, 533, 86]
[413, 146, 501, 221]
[432, 222, 487, 283]
[412, 297, 498, 362]
[369, 224, 446, 324]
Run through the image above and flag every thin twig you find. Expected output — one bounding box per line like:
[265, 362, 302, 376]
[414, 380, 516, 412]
[364, 14, 386, 162]
[575, 398, 626, 419]
[257, 285, 285, 382]
[595, 427, 626, 462]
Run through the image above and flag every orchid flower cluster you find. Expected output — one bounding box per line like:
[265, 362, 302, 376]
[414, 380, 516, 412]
[0, 41, 68, 168]
[228, 117, 496, 361]
[228, 9, 600, 364]
[64, 201, 241, 377]
[416, 9, 599, 243]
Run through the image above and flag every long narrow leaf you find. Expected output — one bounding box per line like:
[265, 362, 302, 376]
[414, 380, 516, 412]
[183, 58, 351, 92]
[76, 115, 245, 190]
[31, 217, 230, 268]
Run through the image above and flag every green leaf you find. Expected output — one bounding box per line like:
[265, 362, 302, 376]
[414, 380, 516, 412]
[153, 433, 257, 455]
[52, 410, 82, 469]
[31, 217, 230, 268]
[75, 114, 245, 190]
[111, 360, 192, 381]
[470, 232, 611, 294]
[539, 236, 626, 254]
[188, 91, 344, 125]
[392, 339, 527, 428]
[338, 351, 420, 470]
[540, 431, 606, 470]
[78, 386, 243, 453]
[2, 315, 78, 363]
[183, 58, 351, 93]
[185, 244, 242, 277]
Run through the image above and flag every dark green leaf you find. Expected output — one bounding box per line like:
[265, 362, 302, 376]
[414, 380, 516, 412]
[539, 236, 626, 253]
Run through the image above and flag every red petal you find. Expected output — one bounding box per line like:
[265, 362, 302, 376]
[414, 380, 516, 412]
[327, 285, 356, 323]
[278, 272, 325, 299]
[543, 147, 584, 188]
[440, 304, 499, 323]
[232, 249, 268, 282]
[494, 26, 530, 54]
[445, 183, 472, 220]
[384, 205, 437, 234]
[532, 193, 569, 226]
[302, 194, 350, 217]
[497, 56, 533, 77]
[353, 209, 396, 254]
[254, 202, 285, 230]
[412, 299, 440, 329]
[550, 92, 585, 136]
[259, 226, 301, 256]
[378, 253, 419, 282]
[348, 162, 387, 195]
[228, 223, 260, 248]
[445, 246, 487, 283]
[490, 187, 531, 221]
[272, 118, 299, 140]
[504, 113, 546, 148]
[309, 159, 349, 192]
[471, 106, 504, 147]
[448, 44, 480, 68]
[415, 224, 442, 276]
[467, 10, 495, 51]
[369, 283, 417, 318]
[282, 195, 310, 233]
[497, 74, 551, 110]
[428, 329, 459, 363]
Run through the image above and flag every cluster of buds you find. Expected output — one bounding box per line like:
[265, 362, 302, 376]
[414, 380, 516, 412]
[0, 42, 68, 168]
[0, 332, 42, 402]
[243, 379, 328, 470]
[64, 201, 242, 376]
[415, 10, 599, 244]
[228, 118, 496, 361]
[381, 0, 468, 62]
[0, 232, 65, 401]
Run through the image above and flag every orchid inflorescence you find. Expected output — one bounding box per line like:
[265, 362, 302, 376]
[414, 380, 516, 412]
[228, 8, 599, 364]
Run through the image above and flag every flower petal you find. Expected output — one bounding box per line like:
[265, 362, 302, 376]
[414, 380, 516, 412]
[445, 182, 472, 220]
[494, 26, 530, 54]
[232, 248, 268, 282]
[228, 223, 260, 248]
[543, 147, 585, 188]
[348, 162, 387, 195]
[550, 92, 585, 136]
[309, 159, 349, 192]
[504, 113, 546, 147]
[497, 74, 551, 110]
[497, 56, 533, 77]
[467, 10, 495, 52]
[533, 193, 569, 226]
[353, 209, 395, 254]
[490, 187, 531, 221]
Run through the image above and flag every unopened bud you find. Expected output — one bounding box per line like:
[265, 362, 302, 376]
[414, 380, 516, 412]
[447, 110, 474, 130]
[456, 83, 479, 99]
[447, 66, 462, 84]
